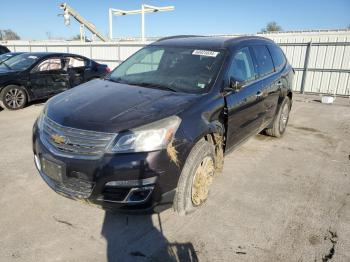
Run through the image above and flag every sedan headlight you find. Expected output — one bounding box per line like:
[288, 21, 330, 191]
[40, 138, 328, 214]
[107, 116, 181, 153]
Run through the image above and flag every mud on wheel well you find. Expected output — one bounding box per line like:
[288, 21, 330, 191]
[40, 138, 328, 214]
[204, 133, 224, 174]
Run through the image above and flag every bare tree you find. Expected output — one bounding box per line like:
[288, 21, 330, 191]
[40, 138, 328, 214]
[261, 22, 283, 33]
[0, 29, 20, 40]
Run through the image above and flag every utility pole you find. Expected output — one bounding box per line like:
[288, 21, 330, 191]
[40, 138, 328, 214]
[109, 4, 175, 41]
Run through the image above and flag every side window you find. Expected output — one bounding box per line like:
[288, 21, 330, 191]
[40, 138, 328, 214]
[34, 58, 62, 72]
[252, 45, 274, 77]
[228, 47, 255, 83]
[267, 45, 286, 71]
[66, 57, 86, 68]
[126, 49, 164, 75]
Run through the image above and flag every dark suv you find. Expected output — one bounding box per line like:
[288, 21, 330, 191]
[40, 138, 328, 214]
[32, 36, 293, 215]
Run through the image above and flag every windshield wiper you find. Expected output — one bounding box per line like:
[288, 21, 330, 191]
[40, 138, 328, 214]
[106, 77, 127, 84]
[128, 81, 178, 92]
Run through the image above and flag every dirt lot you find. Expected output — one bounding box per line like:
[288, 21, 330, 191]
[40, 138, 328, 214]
[0, 94, 349, 262]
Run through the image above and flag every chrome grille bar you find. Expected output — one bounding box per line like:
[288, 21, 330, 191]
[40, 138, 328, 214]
[41, 116, 116, 158]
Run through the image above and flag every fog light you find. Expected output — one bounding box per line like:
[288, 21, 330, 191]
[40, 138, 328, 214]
[105, 176, 157, 187]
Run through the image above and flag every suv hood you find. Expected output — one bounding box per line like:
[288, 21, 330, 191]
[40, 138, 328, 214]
[47, 79, 199, 133]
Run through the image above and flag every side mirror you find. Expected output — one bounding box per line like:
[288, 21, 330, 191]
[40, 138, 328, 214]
[224, 77, 243, 93]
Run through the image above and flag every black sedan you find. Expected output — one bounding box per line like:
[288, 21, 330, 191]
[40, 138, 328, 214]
[0, 52, 24, 64]
[0, 52, 110, 110]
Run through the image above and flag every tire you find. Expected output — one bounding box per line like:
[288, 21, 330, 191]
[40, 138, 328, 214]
[265, 97, 291, 138]
[173, 139, 216, 216]
[0, 85, 27, 110]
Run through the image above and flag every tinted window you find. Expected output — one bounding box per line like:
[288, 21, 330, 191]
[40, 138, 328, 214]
[252, 45, 274, 77]
[268, 45, 286, 70]
[228, 47, 255, 82]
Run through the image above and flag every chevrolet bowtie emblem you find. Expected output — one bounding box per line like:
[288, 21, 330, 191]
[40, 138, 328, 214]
[51, 134, 67, 145]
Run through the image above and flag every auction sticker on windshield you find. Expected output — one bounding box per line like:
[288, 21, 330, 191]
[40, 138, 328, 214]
[192, 50, 219, 57]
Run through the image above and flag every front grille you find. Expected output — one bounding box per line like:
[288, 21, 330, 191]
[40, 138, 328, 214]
[41, 116, 115, 158]
[53, 177, 94, 198]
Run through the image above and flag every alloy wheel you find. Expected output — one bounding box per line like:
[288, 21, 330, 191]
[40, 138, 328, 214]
[5, 88, 25, 109]
[279, 103, 290, 133]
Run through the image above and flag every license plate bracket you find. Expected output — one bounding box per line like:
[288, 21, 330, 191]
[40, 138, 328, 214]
[41, 157, 65, 182]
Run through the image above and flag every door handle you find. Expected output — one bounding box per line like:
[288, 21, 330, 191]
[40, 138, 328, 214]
[256, 91, 263, 97]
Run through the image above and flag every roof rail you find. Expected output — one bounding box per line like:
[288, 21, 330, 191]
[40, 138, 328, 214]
[156, 35, 204, 42]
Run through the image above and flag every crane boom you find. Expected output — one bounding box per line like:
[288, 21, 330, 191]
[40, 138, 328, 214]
[60, 3, 107, 42]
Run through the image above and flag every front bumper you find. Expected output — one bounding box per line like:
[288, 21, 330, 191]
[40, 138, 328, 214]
[32, 122, 189, 213]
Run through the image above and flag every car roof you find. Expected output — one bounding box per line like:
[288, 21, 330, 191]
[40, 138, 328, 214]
[151, 35, 276, 50]
[21, 52, 89, 59]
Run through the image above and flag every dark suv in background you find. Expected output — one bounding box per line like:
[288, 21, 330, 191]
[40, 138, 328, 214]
[32, 36, 293, 215]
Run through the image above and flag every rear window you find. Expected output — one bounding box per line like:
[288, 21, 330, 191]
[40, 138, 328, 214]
[268, 45, 286, 71]
[251, 45, 274, 77]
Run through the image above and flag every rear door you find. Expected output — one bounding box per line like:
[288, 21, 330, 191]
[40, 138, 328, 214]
[224, 47, 265, 149]
[251, 45, 280, 127]
[30, 57, 70, 98]
[65, 56, 87, 87]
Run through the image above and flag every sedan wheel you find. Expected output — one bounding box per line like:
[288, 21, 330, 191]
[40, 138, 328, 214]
[0, 85, 27, 110]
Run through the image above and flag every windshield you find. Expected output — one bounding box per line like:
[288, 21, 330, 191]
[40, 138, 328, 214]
[108, 46, 225, 93]
[0, 53, 17, 63]
[0, 53, 41, 71]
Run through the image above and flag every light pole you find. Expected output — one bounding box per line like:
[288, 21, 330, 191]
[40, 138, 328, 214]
[109, 4, 175, 41]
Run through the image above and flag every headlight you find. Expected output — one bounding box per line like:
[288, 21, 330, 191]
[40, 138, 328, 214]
[37, 103, 48, 130]
[107, 116, 181, 153]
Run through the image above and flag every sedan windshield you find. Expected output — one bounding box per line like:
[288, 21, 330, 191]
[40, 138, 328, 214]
[0, 53, 17, 63]
[0, 53, 41, 71]
[108, 46, 225, 93]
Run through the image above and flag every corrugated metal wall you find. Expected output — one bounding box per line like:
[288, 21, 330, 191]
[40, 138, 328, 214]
[2, 30, 350, 96]
[263, 30, 350, 96]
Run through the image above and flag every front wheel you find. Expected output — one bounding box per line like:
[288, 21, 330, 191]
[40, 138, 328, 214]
[265, 97, 291, 137]
[173, 139, 216, 215]
[0, 85, 27, 110]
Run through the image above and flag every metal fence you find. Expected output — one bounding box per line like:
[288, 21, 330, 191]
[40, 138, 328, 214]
[2, 30, 350, 96]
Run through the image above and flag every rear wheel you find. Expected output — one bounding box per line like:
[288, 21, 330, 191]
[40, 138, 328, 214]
[173, 139, 216, 215]
[265, 97, 291, 137]
[0, 85, 27, 110]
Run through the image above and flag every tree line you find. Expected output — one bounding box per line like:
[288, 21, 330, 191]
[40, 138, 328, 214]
[0, 29, 20, 40]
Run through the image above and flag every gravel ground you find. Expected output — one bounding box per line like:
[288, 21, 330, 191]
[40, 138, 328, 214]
[0, 94, 349, 262]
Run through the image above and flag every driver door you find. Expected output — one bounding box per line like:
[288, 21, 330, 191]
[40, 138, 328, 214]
[30, 57, 70, 98]
[224, 47, 265, 150]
